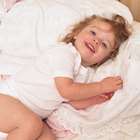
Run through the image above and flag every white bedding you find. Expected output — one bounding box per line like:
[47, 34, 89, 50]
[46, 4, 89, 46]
[0, 0, 133, 74]
[0, 0, 140, 140]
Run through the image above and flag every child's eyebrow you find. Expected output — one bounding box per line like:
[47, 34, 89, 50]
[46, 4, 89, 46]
[91, 26, 109, 33]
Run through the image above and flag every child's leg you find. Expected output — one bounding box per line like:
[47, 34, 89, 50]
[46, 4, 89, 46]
[37, 122, 56, 140]
[0, 94, 43, 140]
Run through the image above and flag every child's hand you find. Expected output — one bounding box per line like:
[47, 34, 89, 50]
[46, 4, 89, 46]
[99, 92, 114, 99]
[100, 76, 123, 93]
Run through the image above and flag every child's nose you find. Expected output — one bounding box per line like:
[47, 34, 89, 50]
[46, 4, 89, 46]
[93, 38, 99, 46]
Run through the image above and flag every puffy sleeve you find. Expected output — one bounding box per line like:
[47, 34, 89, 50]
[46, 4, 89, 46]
[47, 43, 81, 79]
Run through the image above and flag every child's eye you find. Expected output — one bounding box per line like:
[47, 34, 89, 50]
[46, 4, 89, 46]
[91, 31, 96, 36]
[102, 43, 107, 48]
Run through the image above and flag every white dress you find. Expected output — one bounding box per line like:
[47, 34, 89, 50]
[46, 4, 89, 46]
[0, 42, 94, 118]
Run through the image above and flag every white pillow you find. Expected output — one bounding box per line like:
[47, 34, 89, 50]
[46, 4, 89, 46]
[53, 0, 133, 24]
[0, 0, 134, 75]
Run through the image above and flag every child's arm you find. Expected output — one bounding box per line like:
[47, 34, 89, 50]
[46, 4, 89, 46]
[55, 76, 122, 100]
[66, 92, 114, 110]
[66, 95, 108, 110]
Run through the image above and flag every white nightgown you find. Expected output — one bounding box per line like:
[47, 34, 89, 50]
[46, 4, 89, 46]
[0, 42, 94, 118]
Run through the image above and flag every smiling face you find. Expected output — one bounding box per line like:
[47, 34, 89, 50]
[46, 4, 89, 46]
[74, 19, 115, 67]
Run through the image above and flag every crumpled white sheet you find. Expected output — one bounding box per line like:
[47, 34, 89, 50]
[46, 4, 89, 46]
[0, 0, 140, 140]
[0, 0, 81, 74]
[0, 0, 133, 75]
[0, 0, 19, 11]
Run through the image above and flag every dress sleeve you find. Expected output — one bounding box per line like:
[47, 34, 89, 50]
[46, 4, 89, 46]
[48, 43, 81, 79]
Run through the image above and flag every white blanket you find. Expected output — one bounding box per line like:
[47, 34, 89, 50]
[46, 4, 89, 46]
[0, 0, 133, 75]
[0, 0, 140, 140]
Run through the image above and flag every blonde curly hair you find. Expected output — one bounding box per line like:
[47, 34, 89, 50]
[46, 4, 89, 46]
[60, 14, 132, 66]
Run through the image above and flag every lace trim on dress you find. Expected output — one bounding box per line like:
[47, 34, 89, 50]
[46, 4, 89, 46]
[53, 107, 138, 138]
[53, 109, 81, 135]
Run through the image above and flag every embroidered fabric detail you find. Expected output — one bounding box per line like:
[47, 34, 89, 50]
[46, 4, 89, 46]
[53, 107, 138, 138]
[53, 108, 81, 135]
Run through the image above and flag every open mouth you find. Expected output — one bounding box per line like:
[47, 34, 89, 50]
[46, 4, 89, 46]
[85, 42, 95, 53]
